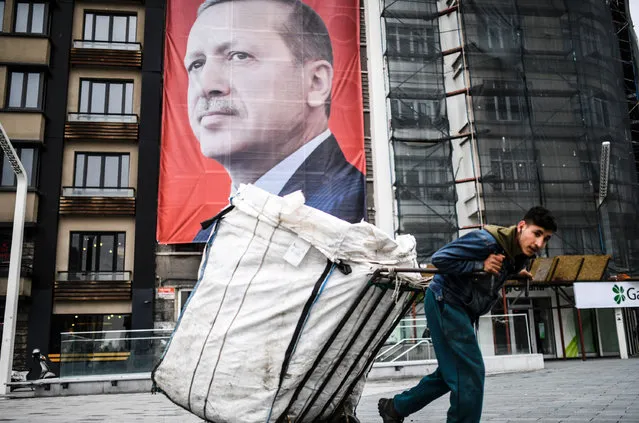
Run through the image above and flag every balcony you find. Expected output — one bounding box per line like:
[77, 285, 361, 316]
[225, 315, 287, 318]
[54, 271, 132, 301]
[59, 187, 136, 216]
[64, 113, 138, 141]
[70, 40, 142, 68]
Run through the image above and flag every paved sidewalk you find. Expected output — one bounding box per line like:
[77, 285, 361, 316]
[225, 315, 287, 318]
[0, 358, 637, 422]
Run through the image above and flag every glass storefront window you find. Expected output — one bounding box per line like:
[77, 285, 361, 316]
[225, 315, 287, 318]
[49, 314, 131, 354]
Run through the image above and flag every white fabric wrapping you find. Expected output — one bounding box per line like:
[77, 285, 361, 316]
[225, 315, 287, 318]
[153, 185, 418, 422]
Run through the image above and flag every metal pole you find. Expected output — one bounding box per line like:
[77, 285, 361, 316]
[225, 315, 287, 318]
[0, 124, 27, 395]
[576, 309, 587, 361]
[502, 287, 511, 354]
[555, 289, 566, 359]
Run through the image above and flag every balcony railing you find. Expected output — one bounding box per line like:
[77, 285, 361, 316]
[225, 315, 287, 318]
[70, 40, 142, 68]
[67, 113, 138, 124]
[62, 187, 135, 198]
[58, 329, 172, 377]
[64, 113, 139, 141]
[57, 271, 131, 282]
[59, 187, 136, 215]
[54, 271, 132, 301]
[73, 40, 141, 51]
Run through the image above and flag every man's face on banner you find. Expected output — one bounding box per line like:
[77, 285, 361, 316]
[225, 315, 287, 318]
[185, 0, 307, 160]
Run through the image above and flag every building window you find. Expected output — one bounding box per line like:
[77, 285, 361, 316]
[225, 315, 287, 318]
[386, 23, 434, 58]
[579, 24, 603, 57]
[390, 98, 441, 127]
[14, 1, 47, 34]
[50, 314, 131, 355]
[83, 12, 137, 43]
[7, 71, 44, 109]
[396, 157, 451, 201]
[0, 2, 5, 32]
[69, 232, 125, 273]
[481, 19, 516, 50]
[591, 97, 610, 128]
[74, 153, 130, 189]
[489, 149, 536, 192]
[485, 81, 522, 121]
[1, 146, 37, 187]
[176, 289, 193, 320]
[572, 93, 611, 128]
[79, 79, 134, 115]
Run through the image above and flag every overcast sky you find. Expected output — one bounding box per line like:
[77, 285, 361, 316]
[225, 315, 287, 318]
[631, 0, 639, 31]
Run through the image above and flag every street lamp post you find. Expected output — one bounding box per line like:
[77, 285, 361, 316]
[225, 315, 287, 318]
[0, 123, 27, 395]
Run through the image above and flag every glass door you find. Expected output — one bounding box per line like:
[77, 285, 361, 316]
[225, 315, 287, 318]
[532, 298, 556, 358]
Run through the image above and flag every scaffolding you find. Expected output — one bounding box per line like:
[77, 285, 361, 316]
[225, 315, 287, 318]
[381, 0, 639, 271]
[382, 0, 458, 263]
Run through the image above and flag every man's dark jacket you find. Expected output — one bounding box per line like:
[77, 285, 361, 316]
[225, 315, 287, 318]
[193, 135, 366, 242]
[428, 225, 531, 319]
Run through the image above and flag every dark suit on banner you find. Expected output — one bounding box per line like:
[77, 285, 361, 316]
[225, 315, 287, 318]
[193, 134, 365, 242]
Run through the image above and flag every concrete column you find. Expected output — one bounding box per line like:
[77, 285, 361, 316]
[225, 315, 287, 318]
[363, 0, 395, 237]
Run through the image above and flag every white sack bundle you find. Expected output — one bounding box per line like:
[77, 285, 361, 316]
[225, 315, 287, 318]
[153, 185, 419, 422]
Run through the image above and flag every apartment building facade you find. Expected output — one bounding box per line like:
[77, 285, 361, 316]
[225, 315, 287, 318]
[0, 0, 50, 368]
[0, 0, 163, 370]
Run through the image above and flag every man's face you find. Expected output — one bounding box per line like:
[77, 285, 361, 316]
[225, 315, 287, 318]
[517, 221, 553, 257]
[185, 1, 307, 160]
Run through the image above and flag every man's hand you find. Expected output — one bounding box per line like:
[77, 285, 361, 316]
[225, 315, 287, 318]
[483, 254, 505, 275]
[517, 269, 533, 280]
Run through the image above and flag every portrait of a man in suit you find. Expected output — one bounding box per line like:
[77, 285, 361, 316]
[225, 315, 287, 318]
[185, 0, 366, 241]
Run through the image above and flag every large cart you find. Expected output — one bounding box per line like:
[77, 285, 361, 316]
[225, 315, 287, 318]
[152, 185, 430, 422]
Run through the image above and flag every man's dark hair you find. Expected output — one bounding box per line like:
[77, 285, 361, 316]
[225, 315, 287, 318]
[197, 0, 333, 117]
[523, 206, 557, 232]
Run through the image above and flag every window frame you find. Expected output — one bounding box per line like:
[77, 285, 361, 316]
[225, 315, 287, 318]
[13, 1, 48, 35]
[482, 18, 516, 50]
[591, 97, 610, 128]
[68, 231, 126, 273]
[489, 148, 537, 192]
[78, 78, 134, 115]
[73, 152, 130, 189]
[485, 81, 523, 122]
[0, 1, 5, 33]
[390, 98, 441, 127]
[175, 288, 193, 320]
[82, 11, 137, 43]
[0, 145, 38, 188]
[6, 70, 45, 110]
[386, 23, 433, 58]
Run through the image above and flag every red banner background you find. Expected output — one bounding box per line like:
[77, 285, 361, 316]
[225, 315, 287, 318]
[157, 0, 364, 243]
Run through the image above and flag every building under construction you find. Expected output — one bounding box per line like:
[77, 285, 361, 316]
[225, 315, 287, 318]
[369, 0, 639, 358]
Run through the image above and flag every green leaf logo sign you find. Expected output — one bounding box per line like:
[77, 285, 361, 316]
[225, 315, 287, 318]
[612, 284, 625, 304]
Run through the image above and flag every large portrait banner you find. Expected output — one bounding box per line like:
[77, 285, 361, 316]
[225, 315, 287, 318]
[158, 0, 366, 243]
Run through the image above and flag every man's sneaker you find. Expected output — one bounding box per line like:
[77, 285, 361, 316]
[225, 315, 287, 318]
[378, 398, 404, 423]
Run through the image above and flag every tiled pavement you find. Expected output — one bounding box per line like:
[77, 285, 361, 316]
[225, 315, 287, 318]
[0, 358, 637, 422]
